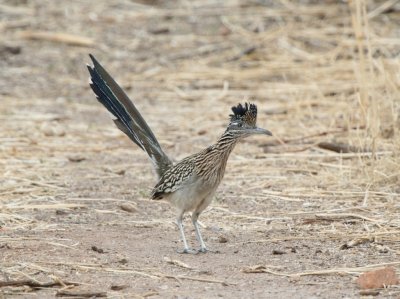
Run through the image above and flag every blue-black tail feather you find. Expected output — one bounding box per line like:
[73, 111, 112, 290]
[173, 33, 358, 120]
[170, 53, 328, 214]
[87, 54, 172, 178]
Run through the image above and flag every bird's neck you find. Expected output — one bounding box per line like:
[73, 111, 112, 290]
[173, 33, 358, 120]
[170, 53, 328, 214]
[195, 131, 239, 182]
[215, 131, 239, 157]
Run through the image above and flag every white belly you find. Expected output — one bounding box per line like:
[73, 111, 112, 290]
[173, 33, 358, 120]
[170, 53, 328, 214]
[164, 175, 217, 213]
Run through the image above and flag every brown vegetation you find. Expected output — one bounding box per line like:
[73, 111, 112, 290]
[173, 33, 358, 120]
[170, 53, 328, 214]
[1, 0, 400, 297]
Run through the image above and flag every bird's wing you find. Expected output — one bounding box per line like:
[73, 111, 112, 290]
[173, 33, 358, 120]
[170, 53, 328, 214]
[151, 159, 195, 200]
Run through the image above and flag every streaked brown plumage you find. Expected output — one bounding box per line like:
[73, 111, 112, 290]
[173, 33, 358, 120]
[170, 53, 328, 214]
[87, 55, 272, 253]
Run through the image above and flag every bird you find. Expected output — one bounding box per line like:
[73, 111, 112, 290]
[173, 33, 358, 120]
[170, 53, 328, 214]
[87, 54, 272, 253]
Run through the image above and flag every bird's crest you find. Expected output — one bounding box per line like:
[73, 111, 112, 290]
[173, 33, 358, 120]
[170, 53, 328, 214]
[229, 103, 257, 126]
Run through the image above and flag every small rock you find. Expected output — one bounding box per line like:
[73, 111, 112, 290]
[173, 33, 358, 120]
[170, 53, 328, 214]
[198, 270, 212, 275]
[381, 126, 394, 139]
[288, 276, 301, 283]
[219, 26, 231, 36]
[272, 249, 286, 255]
[115, 169, 125, 175]
[118, 258, 128, 264]
[356, 267, 399, 289]
[0, 44, 21, 55]
[359, 290, 380, 296]
[341, 237, 372, 250]
[302, 202, 318, 208]
[40, 122, 65, 137]
[375, 244, 389, 253]
[91, 245, 104, 254]
[55, 209, 68, 215]
[149, 27, 170, 34]
[218, 235, 228, 243]
[68, 155, 86, 162]
[119, 203, 137, 213]
[110, 284, 128, 291]
[0, 243, 11, 249]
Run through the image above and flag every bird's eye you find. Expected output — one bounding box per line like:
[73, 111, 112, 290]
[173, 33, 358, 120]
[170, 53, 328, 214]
[237, 123, 242, 128]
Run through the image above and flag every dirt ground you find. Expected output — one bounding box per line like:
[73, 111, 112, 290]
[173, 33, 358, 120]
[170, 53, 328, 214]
[1, 0, 400, 298]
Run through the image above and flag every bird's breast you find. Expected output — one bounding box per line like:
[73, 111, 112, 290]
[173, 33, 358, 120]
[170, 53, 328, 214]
[162, 174, 218, 212]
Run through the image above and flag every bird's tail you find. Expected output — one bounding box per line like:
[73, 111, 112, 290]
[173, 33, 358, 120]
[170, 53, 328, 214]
[87, 54, 172, 178]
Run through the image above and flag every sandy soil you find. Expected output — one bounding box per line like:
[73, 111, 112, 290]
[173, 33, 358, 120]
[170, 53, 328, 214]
[1, 0, 400, 298]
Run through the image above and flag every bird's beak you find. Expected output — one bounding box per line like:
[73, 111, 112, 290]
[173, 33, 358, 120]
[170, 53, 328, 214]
[252, 127, 272, 136]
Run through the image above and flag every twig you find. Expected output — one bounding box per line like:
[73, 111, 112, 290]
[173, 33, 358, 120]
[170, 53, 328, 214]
[14, 177, 66, 190]
[367, 0, 400, 19]
[242, 230, 400, 244]
[228, 46, 257, 61]
[0, 279, 79, 288]
[317, 141, 368, 153]
[162, 274, 233, 285]
[243, 261, 400, 277]
[5, 203, 86, 210]
[19, 31, 94, 47]
[37, 261, 233, 286]
[225, 214, 292, 222]
[75, 265, 159, 279]
[163, 257, 194, 270]
[142, 291, 159, 297]
[261, 129, 348, 147]
[315, 213, 383, 224]
[56, 290, 107, 297]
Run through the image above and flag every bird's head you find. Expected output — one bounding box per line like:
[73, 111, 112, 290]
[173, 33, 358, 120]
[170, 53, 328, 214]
[226, 103, 272, 138]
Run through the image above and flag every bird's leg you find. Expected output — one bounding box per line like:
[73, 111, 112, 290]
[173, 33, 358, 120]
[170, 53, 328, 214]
[176, 214, 196, 254]
[192, 212, 208, 253]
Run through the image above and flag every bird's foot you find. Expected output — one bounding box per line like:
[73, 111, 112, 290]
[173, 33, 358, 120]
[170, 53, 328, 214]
[177, 248, 198, 254]
[198, 247, 219, 254]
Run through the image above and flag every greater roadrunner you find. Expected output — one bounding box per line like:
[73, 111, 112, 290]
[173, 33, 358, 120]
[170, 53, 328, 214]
[87, 54, 272, 253]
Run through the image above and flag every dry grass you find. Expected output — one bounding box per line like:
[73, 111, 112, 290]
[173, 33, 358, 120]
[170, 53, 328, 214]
[1, 0, 400, 297]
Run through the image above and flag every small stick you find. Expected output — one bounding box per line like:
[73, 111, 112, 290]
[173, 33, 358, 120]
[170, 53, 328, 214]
[56, 290, 107, 297]
[142, 291, 159, 297]
[16, 177, 66, 190]
[19, 31, 94, 47]
[367, 0, 399, 19]
[243, 261, 400, 277]
[242, 230, 400, 244]
[163, 257, 194, 270]
[317, 142, 367, 153]
[0, 279, 79, 288]
[163, 274, 233, 285]
[315, 213, 382, 224]
[262, 129, 347, 147]
[228, 46, 257, 61]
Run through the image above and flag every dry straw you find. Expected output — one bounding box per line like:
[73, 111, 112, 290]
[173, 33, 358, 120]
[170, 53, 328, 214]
[1, 0, 399, 296]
